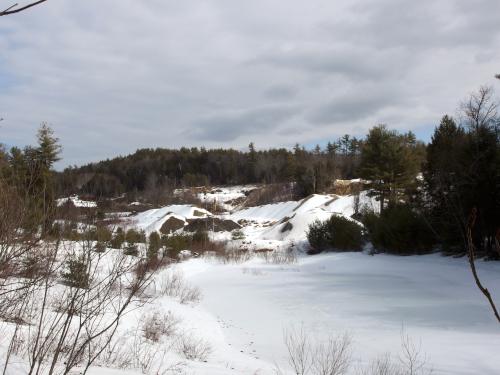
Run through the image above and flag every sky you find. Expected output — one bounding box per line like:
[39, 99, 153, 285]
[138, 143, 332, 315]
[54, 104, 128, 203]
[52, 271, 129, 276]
[0, 0, 499, 169]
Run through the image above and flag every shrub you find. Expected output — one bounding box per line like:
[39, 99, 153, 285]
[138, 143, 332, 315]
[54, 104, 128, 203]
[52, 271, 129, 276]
[307, 215, 364, 254]
[177, 333, 212, 361]
[307, 220, 331, 253]
[110, 227, 125, 249]
[125, 228, 145, 244]
[96, 225, 113, 243]
[157, 269, 202, 304]
[94, 241, 107, 253]
[20, 252, 45, 278]
[231, 229, 245, 240]
[61, 256, 89, 288]
[141, 311, 180, 342]
[192, 229, 209, 244]
[124, 244, 139, 257]
[147, 231, 162, 260]
[362, 204, 436, 255]
[162, 233, 191, 259]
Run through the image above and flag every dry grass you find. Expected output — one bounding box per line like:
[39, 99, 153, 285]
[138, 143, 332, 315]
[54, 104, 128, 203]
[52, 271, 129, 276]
[177, 332, 212, 361]
[156, 269, 202, 304]
[141, 310, 181, 342]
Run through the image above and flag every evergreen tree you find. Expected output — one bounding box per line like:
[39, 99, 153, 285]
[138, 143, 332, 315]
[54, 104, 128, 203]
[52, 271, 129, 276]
[359, 125, 421, 211]
[148, 231, 162, 260]
[424, 115, 467, 251]
[5, 124, 61, 233]
[247, 142, 257, 182]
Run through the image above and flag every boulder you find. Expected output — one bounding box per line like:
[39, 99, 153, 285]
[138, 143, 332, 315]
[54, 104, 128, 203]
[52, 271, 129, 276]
[185, 218, 241, 232]
[160, 216, 186, 234]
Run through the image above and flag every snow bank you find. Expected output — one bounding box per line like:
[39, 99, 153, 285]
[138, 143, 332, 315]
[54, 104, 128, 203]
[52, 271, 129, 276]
[231, 192, 378, 243]
[125, 204, 212, 234]
[197, 185, 257, 210]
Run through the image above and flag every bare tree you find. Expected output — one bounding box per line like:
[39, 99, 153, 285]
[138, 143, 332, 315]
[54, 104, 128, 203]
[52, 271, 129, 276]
[1, 1, 47, 16]
[467, 208, 500, 323]
[495, 74, 500, 80]
[460, 86, 498, 132]
[1, 194, 159, 374]
[398, 330, 431, 375]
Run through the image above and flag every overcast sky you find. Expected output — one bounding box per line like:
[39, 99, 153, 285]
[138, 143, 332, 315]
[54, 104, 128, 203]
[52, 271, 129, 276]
[1, 0, 499, 168]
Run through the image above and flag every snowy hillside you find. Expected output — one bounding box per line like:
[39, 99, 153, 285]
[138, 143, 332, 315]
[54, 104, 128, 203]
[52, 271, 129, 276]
[125, 188, 378, 245]
[124, 205, 212, 234]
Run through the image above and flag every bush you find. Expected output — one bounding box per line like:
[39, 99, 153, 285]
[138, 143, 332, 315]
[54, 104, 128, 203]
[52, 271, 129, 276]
[362, 204, 436, 255]
[192, 229, 209, 244]
[141, 311, 180, 342]
[147, 231, 162, 260]
[124, 244, 139, 257]
[307, 220, 331, 253]
[94, 241, 107, 253]
[61, 256, 89, 288]
[96, 225, 113, 242]
[307, 215, 364, 254]
[177, 333, 212, 361]
[162, 233, 191, 259]
[125, 228, 145, 244]
[110, 227, 125, 249]
[231, 229, 245, 240]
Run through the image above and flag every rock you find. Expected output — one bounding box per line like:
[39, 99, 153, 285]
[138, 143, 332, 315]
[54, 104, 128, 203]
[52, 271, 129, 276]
[160, 216, 185, 234]
[185, 218, 241, 232]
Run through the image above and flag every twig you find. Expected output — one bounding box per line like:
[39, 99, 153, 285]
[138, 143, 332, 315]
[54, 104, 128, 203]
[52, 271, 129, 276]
[0, 0, 47, 16]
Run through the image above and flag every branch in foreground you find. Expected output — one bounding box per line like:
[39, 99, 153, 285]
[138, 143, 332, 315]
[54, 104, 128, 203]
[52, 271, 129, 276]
[0, 0, 47, 16]
[467, 207, 500, 323]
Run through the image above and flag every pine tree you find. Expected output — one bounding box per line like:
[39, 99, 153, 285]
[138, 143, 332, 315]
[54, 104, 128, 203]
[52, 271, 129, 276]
[148, 231, 162, 260]
[424, 116, 466, 251]
[247, 142, 257, 182]
[34, 124, 62, 233]
[359, 125, 421, 211]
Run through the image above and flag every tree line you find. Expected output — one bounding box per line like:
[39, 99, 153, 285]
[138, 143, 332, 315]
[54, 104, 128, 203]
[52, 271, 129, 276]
[55, 135, 368, 200]
[306, 86, 499, 260]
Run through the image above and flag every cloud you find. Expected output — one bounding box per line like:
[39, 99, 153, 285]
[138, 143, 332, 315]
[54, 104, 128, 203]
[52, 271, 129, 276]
[187, 105, 299, 141]
[0, 0, 499, 168]
[310, 96, 394, 125]
[263, 85, 297, 100]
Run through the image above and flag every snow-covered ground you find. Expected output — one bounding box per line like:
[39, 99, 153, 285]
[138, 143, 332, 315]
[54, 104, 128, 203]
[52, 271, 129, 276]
[20, 186, 496, 374]
[229, 192, 378, 244]
[124, 205, 212, 234]
[179, 252, 500, 374]
[197, 185, 257, 211]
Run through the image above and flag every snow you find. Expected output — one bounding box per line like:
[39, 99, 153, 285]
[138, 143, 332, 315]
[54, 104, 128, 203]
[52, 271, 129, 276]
[197, 185, 257, 210]
[56, 195, 97, 208]
[230, 192, 378, 244]
[21, 186, 497, 375]
[181, 252, 500, 374]
[125, 204, 212, 234]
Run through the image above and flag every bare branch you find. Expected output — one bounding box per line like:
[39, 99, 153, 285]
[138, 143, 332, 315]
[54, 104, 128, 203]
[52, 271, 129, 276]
[467, 208, 500, 323]
[0, 0, 47, 16]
